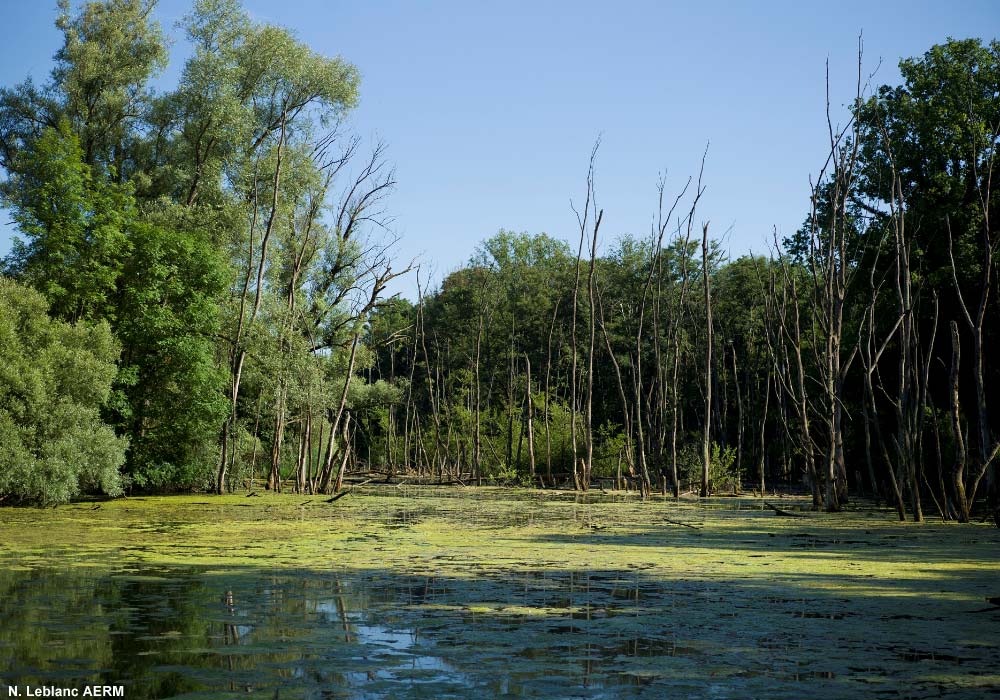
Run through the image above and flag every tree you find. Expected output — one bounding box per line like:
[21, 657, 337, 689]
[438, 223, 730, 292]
[0, 0, 167, 176]
[857, 38, 1000, 522]
[3, 119, 132, 323]
[113, 208, 230, 488]
[3, 119, 229, 489]
[0, 278, 126, 505]
[700, 222, 713, 497]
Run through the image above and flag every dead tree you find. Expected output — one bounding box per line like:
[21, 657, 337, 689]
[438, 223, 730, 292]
[219, 115, 287, 494]
[946, 115, 1000, 523]
[525, 353, 536, 479]
[317, 257, 413, 493]
[668, 177, 704, 497]
[701, 221, 713, 498]
[764, 248, 822, 508]
[543, 299, 560, 486]
[569, 140, 601, 490]
[633, 172, 691, 497]
[805, 48, 866, 512]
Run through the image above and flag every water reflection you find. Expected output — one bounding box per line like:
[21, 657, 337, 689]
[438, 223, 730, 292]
[0, 566, 474, 699]
[0, 563, 996, 699]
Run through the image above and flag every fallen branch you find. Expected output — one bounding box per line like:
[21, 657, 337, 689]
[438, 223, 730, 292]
[325, 478, 373, 503]
[664, 517, 701, 530]
[764, 501, 806, 518]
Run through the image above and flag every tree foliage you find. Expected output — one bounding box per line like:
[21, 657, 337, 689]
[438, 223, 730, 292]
[0, 278, 126, 505]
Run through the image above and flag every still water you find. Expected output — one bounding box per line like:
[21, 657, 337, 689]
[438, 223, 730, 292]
[1, 564, 723, 698]
[2, 490, 998, 698]
[3, 563, 735, 698]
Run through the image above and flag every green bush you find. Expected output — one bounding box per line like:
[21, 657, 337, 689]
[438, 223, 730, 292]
[0, 278, 127, 505]
[676, 440, 739, 494]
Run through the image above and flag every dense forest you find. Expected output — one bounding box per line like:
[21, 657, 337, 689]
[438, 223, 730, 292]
[0, 1, 997, 525]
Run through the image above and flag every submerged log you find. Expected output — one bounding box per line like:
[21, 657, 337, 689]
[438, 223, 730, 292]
[325, 478, 373, 503]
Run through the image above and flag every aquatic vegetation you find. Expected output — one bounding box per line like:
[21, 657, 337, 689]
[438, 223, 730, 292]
[1, 487, 998, 698]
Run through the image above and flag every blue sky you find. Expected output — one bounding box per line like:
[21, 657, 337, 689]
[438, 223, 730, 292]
[1, 0, 997, 296]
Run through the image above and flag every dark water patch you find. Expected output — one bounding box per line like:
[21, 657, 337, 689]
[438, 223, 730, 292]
[2, 564, 998, 699]
[790, 670, 836, 680]
[791, 611, 856, 620]
[897, 649, 970, 664]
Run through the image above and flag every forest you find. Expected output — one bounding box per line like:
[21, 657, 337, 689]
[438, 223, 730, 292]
[0, 0, 998, 530]
[2, 2, 999, 698]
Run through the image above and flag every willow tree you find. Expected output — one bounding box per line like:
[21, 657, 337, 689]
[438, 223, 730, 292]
[158, 1, 365, 493]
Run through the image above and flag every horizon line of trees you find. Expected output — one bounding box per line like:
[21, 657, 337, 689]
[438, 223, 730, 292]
[355, 37, 999, 524]
[0, 2, 996, 524]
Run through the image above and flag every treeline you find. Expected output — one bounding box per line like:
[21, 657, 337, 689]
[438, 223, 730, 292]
[0, 3, 997, 525]
[357, 39, 999, 523]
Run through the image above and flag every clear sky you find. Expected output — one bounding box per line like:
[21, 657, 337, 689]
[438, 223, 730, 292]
[0, 0, 997, 297]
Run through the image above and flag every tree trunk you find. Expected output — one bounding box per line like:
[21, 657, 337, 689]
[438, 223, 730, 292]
[525, 354, 536, 480]
[950, 321, 970, 522]
[334, 413, 352, 493]
[701, 222, 713, 498]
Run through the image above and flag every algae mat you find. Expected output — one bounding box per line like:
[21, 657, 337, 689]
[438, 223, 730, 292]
[0, 487, 998, 698]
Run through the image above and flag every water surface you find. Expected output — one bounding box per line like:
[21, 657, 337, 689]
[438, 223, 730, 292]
[1, 488, 998, 698]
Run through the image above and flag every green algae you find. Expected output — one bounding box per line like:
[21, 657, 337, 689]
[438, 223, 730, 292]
[1, 487, 998, 698]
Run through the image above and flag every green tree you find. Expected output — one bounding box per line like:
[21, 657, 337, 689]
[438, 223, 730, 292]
[112, 208, 230, 488]
[0, 278, 126, 505]
[3, 119, 133, 322]
[0, 0, 167, 175]
[4, 121, 229, 488]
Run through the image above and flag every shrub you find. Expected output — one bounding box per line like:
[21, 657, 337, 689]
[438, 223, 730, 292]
[0, 278, 127, 505]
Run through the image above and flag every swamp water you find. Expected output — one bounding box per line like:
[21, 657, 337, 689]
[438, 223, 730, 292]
[1, 487, 998, 698]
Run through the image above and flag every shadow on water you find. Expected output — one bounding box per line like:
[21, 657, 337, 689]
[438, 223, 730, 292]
[1, 489, 998, 698]
[1, 561, 998, 699]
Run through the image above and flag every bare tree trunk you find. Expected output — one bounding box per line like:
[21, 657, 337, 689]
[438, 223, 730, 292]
[880, 129, 924, 521]
[544, 300, 559, 486]
[950, 321, 970, 522]
[415, 280, 446, 479]
[403, 305, 419, 476]
[630, 177, 688, 498]
[597, 286, 636, 480]
[218, 115, 288, 494]
[584, 204, 601, 493]
[570, 200, 585, 489]
[525, 353, 536, 480]
[296, 412, 310, 494]
[701, 222, 713, 498]
[311, 417, 323, 494]
[474, 286, 488, 485]
[268, 387, 286, 493]
[759, 372, 770, 495]
[732, 344, 744, 493]
[766, 256, 822, 509]
[804, 49, 864, 512]
[930, 398, 952, 520]
[948, 207, 999, 521]
[507, 314, 516, 474]
[318, 332, 362, 492]
[667, 162, 704, 497]
[670, 338, 683, 497]
[333, 413, 352, 493]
